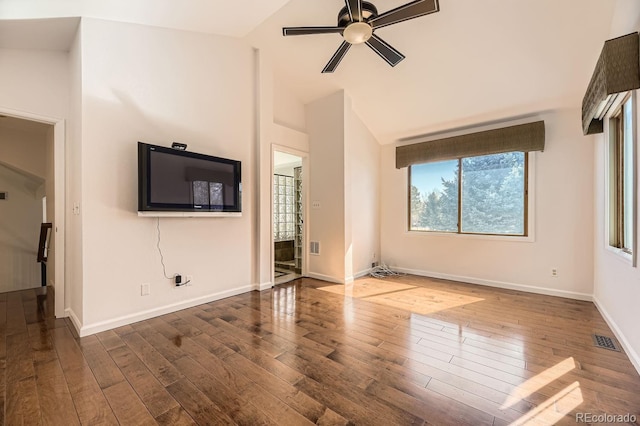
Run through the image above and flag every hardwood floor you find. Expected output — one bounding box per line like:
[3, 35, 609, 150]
[2, 275, 640, 425]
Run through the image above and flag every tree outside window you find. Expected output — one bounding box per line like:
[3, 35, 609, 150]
[409, 152, 527, 236]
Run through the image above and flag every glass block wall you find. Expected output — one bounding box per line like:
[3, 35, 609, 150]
[294, 166, 302, 273]
[273, 174, 295, 241]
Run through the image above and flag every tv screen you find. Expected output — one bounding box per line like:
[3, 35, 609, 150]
[138, 142, 241, 213]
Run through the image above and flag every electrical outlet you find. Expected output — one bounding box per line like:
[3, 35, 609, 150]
[141, 283, 150, 296]
[551, 268, 558, 278]
[185, 275, 193, 285]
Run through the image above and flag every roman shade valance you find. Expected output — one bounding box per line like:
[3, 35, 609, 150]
[582, 32, 640, 136]
[395, 121, 545, 169]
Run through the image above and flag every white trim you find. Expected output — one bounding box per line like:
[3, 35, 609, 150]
[355, 268, 372, 279]
[78, 284, 254, 337]
[603, 92, 637, 266]
[53, 119, 65, 318]
[65, 308, 82, 335]
[308, 270, 371, 284]
[0, 106, 66, 318]
[307, 272, 346, 284]
[391, 267, 594, 301]
[405, 230, 534, 243]
[256, 281, 273, 291]
[593, 296, 640, 375]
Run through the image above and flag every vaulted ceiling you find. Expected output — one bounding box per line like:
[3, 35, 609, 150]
[0, 0, 626, 143]
[0, 0, 291, 38]
[247, 0, 617, 143]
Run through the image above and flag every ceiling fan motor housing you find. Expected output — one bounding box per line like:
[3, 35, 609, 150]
[338, 2, 378, 26]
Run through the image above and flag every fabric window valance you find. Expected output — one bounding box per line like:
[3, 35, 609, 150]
[396, 121, 545, 169]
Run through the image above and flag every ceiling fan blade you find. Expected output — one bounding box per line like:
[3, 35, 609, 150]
[365, 34, 405, 67]
[322, 41, 352, 73]
[345, 0, 364, 22]
[282, 26, 345, 36]
[370, 0, 439, 29]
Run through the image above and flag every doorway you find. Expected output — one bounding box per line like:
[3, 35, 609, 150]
[273, 150, 304, 285]
[0, 109, 66, 318]
[0, 117, 50, 293]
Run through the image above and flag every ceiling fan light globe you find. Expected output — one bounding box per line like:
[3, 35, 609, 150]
[343, 22, 373, 44]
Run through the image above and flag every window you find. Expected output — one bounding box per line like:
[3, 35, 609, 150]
[409, 152, 527, 236]
[608, 95, 635, 254]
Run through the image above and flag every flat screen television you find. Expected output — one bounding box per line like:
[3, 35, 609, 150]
[138, 142, 241, 213]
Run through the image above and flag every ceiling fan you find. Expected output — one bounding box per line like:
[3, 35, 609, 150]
[283, 0, 440, 73]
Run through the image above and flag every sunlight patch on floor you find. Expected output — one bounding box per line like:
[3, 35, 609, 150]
[502, 357, 576, 409]
[318, 279, 484, 315]
[365, 286, 484, 315]
[318, 279, 417, 298]
[510, 381, 583, 425]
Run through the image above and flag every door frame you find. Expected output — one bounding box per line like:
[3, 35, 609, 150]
[271, 145, 309, 284]
[0, 107, 66, 318]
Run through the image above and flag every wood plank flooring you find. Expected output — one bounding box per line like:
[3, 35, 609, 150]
[2, 275, 640, 425]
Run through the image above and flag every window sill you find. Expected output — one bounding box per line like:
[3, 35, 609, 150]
[406, 230, 535, 243]
[604, 245, 633, 265]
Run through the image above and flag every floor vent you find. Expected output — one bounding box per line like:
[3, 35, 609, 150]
[0, 192, 7, 200]
[592, 334, 620, 352]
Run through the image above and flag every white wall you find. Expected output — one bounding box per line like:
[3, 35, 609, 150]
[0, 164, 43, 292]
[346, 104, 380, 279]
[304, 90, 381, 283]
[0, 127, 47, 179]
[67, 23, 84, 325]
[77, 19, 256, 333]
[273, 78, 306, 133]
[592, 0, 640, 373]
[0, 49, 69, 119]
[274, 162, 300, 177]
[381, 110, 594, 299]
[306, 91, 346, 282]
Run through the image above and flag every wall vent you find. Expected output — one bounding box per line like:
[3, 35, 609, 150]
[592, 334, 621, 352]
[0, 192, 7, 200]
[310, 241, 320, 255]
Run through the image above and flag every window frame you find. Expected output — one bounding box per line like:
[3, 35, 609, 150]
[605, 92, 637, 264]
[407, 152, 530, 238]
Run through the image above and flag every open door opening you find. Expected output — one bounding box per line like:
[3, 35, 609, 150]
[273, 151, 304, 285]
[0, 110, 66, 318]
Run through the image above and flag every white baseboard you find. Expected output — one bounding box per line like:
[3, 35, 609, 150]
[257, 281, 273, 291]
[392, 267, 594, 302]
[65, 308, 82, 336]
[78, 285, 254, 337]
[592, 296, 640, 375]
[307, 271, 345, 284]
[306, 268, 380, 284]
[355, 268, 372, 279]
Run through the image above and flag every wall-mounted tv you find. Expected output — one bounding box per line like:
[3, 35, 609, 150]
[138, 142, 241, 213]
